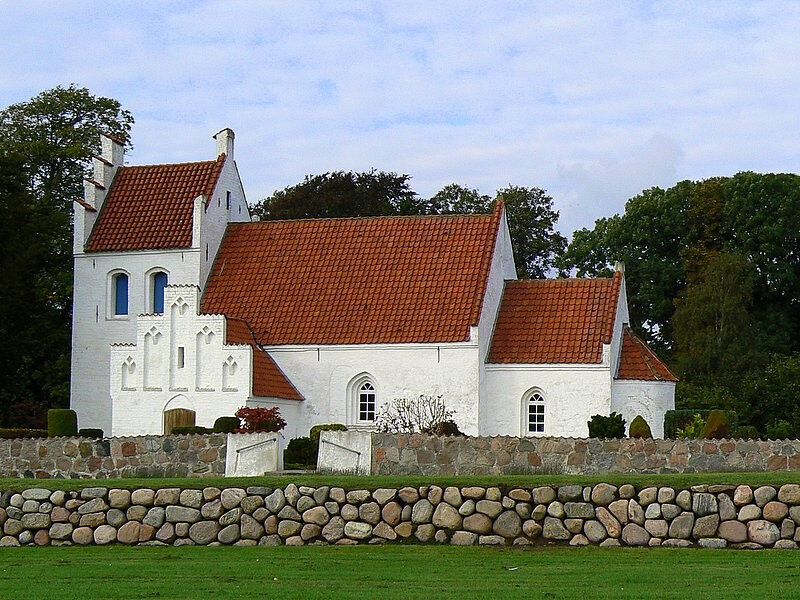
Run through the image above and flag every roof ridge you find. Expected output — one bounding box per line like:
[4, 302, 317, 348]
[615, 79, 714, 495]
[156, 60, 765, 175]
[241, 211, 496, 226]
[119, 157, 221, 170]
[509, 276, 617, 284]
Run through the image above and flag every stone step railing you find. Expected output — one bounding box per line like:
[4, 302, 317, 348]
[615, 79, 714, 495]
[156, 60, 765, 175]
[1, 482, 799, 549]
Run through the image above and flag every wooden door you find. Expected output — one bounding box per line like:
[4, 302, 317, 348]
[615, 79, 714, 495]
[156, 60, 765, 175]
[163, 408, 196, 434]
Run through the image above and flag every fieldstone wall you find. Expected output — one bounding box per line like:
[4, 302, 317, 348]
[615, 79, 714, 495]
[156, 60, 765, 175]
[2, 482, 800, 549]
[0, 434, 227, 479]
[372, 434, 800, 475]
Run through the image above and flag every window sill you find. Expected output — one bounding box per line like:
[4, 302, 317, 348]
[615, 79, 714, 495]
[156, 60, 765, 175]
[222, 387, 238, 392]
[196, 387, 215, 392]
[170, 387, 188, 392]
[144, 387, 162, 392]
[107, 315, 130, 322]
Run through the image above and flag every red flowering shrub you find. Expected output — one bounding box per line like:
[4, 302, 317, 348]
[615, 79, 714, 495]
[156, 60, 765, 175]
[234, 406, 286, 433]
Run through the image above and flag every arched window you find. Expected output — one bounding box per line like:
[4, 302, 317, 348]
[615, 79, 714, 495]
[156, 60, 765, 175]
[113, 273, 128, 316]
[358, 381, 376, 422]
[151, 271, 168, 313]
[523, 389, 546, 435]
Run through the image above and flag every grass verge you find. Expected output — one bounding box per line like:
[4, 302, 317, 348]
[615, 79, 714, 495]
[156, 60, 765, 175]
[0, 545, 798, 599]
[3, 472, 800, 492]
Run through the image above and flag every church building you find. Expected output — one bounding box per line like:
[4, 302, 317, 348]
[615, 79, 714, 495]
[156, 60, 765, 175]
[70, 129, 676, 440]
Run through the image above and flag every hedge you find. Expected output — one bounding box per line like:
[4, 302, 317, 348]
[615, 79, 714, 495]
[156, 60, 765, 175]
[0, 428, 48, 439]
[48, 409, 77, 437]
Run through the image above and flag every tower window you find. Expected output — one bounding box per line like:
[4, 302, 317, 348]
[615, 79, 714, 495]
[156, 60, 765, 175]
[113, 273, 128, 316]
[226, 191, 231, 210]
[151, 271, 168, 313]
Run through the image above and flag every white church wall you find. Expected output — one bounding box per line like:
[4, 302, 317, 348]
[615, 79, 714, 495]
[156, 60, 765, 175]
[72, 248, 202, 434]
[476, 209, 516, 433]
[611, 379, 676, 439]
[267, 342, 481, 437]
[483, 365, 613, 437]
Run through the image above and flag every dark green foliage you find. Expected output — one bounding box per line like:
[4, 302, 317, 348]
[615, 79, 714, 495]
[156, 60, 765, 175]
[700, 410, 731, 439]
[0, 86, 133, 427]
[213, 416, 240, 433]
[47, 409, 77, 437]
[765, 420, 797, 440]
[284, 436, 317, 467]
[251, 170, 417, 220]
[733, 354, 800, 433]
[587, 413, 626, 438]
[664, 409, 737, 439]
[78, 428, 104, 438]
[0, 428, 48, 439]
[309, 423, 348, 443]
[730, 425, 760, 440]
[628, 416, 652, 439]
[171, 426, 214, 435]
[422, 420, 464, 436]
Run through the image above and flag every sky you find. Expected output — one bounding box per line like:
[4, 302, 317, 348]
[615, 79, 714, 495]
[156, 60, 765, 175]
[1, 1, 799, 236]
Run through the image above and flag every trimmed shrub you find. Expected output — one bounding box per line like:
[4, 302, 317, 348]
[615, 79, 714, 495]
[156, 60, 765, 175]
[629, 415, 652, 439]
[0, 428, 48, 439]
[78, 428, 104, 438]
[213, 416, 240, 433]
[664, 409, 738, 439]
[171, 425, 214, 435]
[587, 413, 626, 438]
[235, 406, 286, 433]
[284, 436, 317, 467]
[701, 409, 731, 439]
[423, 420, 464, 436]
[765, 420, 796, 440]
[47, 409, 77, 437]
[309, 423, 347, 443]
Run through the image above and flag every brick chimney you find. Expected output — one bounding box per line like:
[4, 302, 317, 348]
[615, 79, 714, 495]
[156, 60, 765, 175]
[213, 128, 234, 160]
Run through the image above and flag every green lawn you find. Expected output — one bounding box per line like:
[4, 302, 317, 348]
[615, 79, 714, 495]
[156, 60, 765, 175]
[0, 545, 798, 599]
[3, 471, 800, 492]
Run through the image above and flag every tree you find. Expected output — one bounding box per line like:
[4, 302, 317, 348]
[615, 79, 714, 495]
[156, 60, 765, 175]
[498, 185, 567, 278]
[250, 170, 417, 220]
[672, 252, 757, 387]
[0, 86, 133, 426]
[424, 183, 491, 215]
[734, 354, 800, 433]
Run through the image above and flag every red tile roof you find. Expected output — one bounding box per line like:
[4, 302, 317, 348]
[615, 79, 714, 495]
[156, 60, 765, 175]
[225, 317, 303, 401]
[85, 156, 225, 252]
[201, 206, 502, 345]
[616, 327, 678, 382]
[487, 273, 622, 364]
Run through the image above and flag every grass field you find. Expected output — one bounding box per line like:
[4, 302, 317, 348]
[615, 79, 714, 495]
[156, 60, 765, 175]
[3, 471, 800, 492]
[0, 545, 798, 599]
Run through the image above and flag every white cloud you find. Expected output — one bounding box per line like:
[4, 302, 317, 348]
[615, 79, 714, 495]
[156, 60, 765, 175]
[1, 1, 799, 236]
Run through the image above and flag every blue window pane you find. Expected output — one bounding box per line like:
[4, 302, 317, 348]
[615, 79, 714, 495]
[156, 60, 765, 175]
[114, 274, 128, 315]
[152, 272, 168, 313]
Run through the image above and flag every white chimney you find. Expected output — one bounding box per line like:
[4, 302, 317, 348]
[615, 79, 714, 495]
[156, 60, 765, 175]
[213, 128, 235, 159]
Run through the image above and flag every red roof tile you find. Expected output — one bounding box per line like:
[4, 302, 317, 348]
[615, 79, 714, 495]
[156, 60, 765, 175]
[616, 327, 678, 382]
[85, 156, 225, 252]
[487, 273, 622, 364]
[202, 206, 502, 345]
[225, 317, 303, 401]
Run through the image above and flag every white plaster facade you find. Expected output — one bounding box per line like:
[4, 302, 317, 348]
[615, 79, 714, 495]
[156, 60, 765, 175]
[70, 130, 251, 434]
[71, 129, 675, 440]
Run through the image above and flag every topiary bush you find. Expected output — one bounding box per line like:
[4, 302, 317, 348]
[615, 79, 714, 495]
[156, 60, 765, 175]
[629, 415, 652, 438]
[78, 428, 104, 438]
[47, 409, 77, 437]
[423, 420, 464, 436]
[235, 407, 286, 433]
[587, 413, 626, 438]
[0, 428, 48, 439]
[171, 425, 214, 435]
[284, 436, 317, 468]
[309, 423, 347, 443]
[676, 414, 706, 439]
[701, 409, 731, 439]
[213, 416, 240, 433]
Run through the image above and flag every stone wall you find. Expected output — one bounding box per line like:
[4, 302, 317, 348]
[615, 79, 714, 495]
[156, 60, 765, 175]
[371, 434, 800, 475]
[0, 434, 227, 479]
[2, 482, 800, 549]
